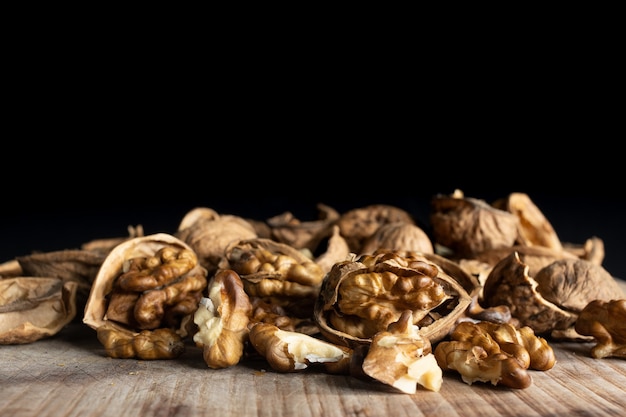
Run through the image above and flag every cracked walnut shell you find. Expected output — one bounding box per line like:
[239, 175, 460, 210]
[314, 250, 472, 348]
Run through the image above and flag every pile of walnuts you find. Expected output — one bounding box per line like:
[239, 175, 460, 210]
[1, 190, 624, 394]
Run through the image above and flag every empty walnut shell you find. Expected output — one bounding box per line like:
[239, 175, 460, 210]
[430, 189, 519, 258]
[0, 277, 78, 344]
[314, 250, 471, 348]
[482, 252, 625, 336]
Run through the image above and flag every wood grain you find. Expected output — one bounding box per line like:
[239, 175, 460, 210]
[2, 280, 626, 417]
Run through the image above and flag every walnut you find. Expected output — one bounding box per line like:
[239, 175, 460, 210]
[534, 258, 625, 313]
[482, 251, 577, 335]
[193, 269, 252, 368]
[492, 192, 562, 251]
[430, 189, 519, 258]
[574, 299, 626, 359]
[175, 207, 258, 275]
[0, 277, 78, 344]
[482, 252, 625, 337]
[96, 323, 185, 360]
[266, 203, 340, 254]
[314, 249, 472, 348]
[336, 204, 415, 253]
[248, 321, 352, 374]
[434, 321, 554, 389]
[219, 238, 325, 320]
[359, 222, 434, 255]
[83, 233, 208, 359]
[361, 310, 443, 393]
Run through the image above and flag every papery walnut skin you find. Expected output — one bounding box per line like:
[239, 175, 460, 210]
[16, 249, 106, 319]
[266, 203, 340, 254]
[492, 192, 562, 251]
[0, 277, 78, 344]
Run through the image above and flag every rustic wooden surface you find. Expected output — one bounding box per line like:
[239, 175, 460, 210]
[2, 281, 626, 417]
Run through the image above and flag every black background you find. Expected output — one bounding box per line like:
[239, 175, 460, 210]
[2, 148, 625, 282]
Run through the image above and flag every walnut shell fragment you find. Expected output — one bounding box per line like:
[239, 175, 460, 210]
[482, 251, 577, 335]
[266, 203, 340, 253]
[492, 192, 562, 251]
[336, 204, 415, 253]
[430, 189, 519, 258]
[16, 249, 106, 318]
[83, 233, 208, 359]
[0, 277, 78, 344]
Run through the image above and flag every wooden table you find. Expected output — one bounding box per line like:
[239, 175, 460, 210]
[2, 284, 626, 417]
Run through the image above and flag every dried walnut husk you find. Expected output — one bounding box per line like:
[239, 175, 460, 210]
[430, 190, 519, 258]
[175, 207, 258, 275]
[336, 204, 415, 253]
[83, 233, 208, 359]
[314, 250, 472, 349]
[0, 277, 78, 344]
[16, 249, 106, 318]
[266, 203, 340, 254]
[482, 252, 625, 337]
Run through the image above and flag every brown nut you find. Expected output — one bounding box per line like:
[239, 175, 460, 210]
[361, 310, 442, 393]
[314, 250, 472, 348]
[248, 321, 352, 373]
[483, 252, 625, 336]
[434, 321, 534, 389]
[575, 299, 626, 359]
[193, 269, 252, 369]
[359, 222, 434, 256]
[96, 323, 185, 360]
[175, 207, 258, 275]
[266, 203, 340, 253]
[83, 233, 208, 359]
[219, 238, 325, 319]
